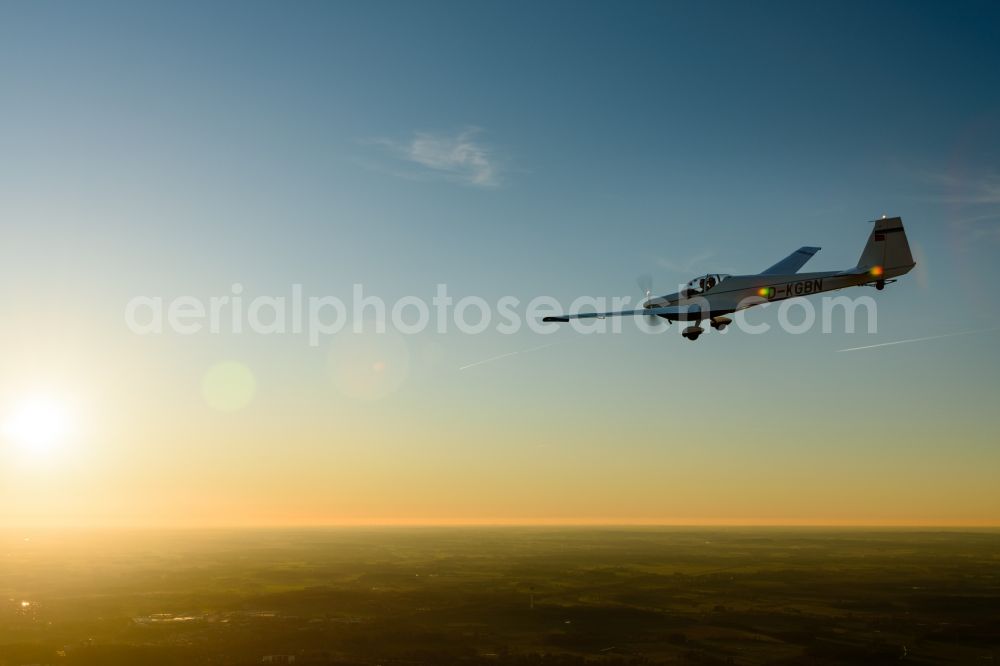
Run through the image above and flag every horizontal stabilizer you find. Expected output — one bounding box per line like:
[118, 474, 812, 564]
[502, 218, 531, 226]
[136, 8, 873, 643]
[760, 246, 821, 275]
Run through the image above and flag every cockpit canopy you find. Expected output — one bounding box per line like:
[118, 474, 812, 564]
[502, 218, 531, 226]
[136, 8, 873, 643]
[685, 273, 730, 295]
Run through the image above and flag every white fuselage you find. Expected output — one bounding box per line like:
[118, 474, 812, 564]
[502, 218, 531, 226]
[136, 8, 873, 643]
[646, 265, 912, 321]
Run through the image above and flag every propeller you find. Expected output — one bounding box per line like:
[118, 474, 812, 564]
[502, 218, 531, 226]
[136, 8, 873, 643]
[636, 274, 664, 327]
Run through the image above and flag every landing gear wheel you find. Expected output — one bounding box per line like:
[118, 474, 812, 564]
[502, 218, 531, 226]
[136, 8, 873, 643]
[710, 317, 732, 331]
[875, 280, 885, 291]
[682, 325, 704, 341]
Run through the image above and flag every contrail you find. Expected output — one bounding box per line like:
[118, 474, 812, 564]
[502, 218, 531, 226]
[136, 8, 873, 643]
[836, 327, 1000, 353]
[520, 341, 563, 354]
[459, 341, 564, 370]
[458, 351, 520, 370]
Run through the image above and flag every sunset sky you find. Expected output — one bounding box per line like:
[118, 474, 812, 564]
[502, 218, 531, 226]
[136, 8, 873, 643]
[2, 1, 999, 527]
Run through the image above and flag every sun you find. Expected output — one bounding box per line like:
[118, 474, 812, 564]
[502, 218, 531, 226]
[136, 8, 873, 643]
[2, 395, 76, 457]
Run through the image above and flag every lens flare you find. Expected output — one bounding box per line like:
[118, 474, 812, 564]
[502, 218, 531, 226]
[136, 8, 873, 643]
[202, 362, 256, 412]
[328, 330, 410, 400]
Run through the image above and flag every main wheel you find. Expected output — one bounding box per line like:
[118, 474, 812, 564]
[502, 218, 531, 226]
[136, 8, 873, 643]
[682, 326, 703, 340]
[875, 280, 885, 291]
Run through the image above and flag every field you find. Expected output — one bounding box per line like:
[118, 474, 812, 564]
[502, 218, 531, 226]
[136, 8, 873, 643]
[2, 528, 999, 664]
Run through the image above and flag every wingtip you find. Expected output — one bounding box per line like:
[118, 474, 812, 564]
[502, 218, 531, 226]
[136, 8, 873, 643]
[543, 316, 570, 323]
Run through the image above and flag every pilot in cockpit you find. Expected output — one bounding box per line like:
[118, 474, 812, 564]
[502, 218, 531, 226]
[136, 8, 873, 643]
[685, 274, 726, 297]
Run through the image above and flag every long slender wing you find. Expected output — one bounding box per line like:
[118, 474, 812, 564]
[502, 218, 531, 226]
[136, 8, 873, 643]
[543, 304, 704, 323]
[760, 246, 821, 275]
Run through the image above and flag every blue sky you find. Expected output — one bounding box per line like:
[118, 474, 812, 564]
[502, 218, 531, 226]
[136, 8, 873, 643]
[1, 1, 999, 525]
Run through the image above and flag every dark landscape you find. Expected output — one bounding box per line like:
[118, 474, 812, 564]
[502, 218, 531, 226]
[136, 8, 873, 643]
[2, 528, 998, 665]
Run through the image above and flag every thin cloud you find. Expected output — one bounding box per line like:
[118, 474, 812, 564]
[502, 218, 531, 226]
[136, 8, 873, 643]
[371, 128, 502, 188]
[917, 170, 1000, 205]
[911, 170, 1000, 242]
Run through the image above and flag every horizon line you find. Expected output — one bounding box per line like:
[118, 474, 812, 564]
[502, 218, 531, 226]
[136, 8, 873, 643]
[4, 520, 1000, 531]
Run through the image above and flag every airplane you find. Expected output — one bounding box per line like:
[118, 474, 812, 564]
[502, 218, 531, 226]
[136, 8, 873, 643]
[543, 216, 915, 341]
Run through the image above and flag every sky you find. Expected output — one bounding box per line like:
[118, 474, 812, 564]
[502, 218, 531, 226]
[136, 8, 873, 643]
[1, 0, 999, 527]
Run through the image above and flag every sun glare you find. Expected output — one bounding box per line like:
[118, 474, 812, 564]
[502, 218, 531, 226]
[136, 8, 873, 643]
[2, 395, 76, 457]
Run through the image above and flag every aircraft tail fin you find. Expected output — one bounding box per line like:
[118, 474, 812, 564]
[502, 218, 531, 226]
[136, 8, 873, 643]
[857, 217, 915, 276]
